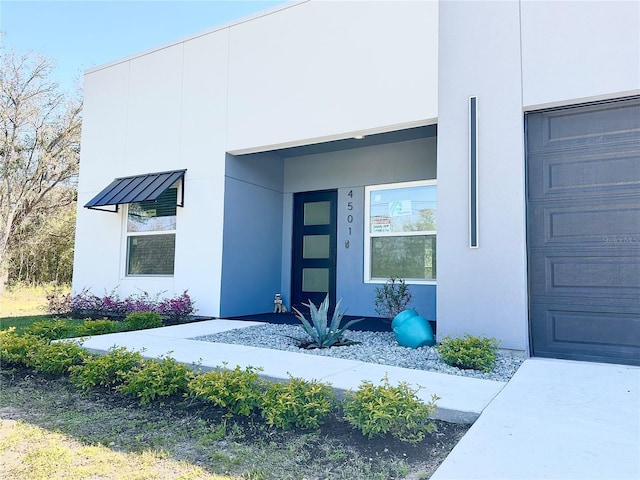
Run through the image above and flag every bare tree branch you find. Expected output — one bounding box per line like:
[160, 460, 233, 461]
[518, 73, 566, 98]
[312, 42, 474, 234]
[0, 50, 82, 286]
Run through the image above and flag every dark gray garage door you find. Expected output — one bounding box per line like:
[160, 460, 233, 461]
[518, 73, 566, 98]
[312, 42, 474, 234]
[526, 97, 640, 366]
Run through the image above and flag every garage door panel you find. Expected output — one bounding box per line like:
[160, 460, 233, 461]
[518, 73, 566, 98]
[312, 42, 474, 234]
[527, 97, 640, 365]
[528, 151, 640, 200]
[527, 200, 640, 248]
[527, 148, 640, 201]
[526, 98, 640, 153]
[529, 252, 640, 298]
[530, 303, 640, 365]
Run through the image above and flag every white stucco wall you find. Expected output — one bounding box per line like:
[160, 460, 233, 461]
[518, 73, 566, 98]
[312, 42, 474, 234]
[521, 0, 640, 109]
[437, 1, 528, 350]
[74, 31, 230, 315]
[74, 0, 439, 317]
[75, 0, 638, 334]
[436, 0, 640, 351]
[226, 0, 439, 153]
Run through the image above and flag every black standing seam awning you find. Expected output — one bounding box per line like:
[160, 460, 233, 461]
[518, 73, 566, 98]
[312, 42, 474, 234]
[84, 169, 186, 212]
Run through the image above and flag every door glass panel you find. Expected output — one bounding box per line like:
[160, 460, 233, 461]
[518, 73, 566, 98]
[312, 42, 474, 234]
[302, 268, 329, 292]
[304, 201, 330, 225]
[303, 235, 330, 259]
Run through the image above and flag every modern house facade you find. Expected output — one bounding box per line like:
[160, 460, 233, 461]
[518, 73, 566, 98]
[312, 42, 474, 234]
[73, 0, 640, 366]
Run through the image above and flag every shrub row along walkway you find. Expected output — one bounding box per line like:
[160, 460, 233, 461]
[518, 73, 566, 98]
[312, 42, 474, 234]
[78, 320, 504, 423]
[77, 320, 640, 479]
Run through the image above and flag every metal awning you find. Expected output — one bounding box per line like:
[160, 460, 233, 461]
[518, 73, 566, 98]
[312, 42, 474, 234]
[84, 169, 186, 212]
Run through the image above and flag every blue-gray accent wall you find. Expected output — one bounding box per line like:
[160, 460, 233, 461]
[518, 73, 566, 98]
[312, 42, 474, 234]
[283, 136, 438, 319]
[221, 134, 438, 320]
[220, 153, 285, 317]
[335, 186, 437, 320]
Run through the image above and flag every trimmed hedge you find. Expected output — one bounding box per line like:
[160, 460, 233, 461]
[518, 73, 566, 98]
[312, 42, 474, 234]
[1, 327, 441, 443]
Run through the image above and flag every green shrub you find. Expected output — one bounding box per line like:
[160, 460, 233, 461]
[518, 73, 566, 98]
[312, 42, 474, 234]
[24, 318, 78, 340]
[119, 355, 194, 405]
[261, 376, 335, 430]
[0, 329, 46, 367]
[27, 340, 86, 375]
[70, 346, 145, 392]
[77, 319, 121, 336]
[188, 364, 264, 416]
[76, 318, 122, 337]
[437, 334, 499, 372]
[343, 375, 438, 444]
[123, 312, 163, 331]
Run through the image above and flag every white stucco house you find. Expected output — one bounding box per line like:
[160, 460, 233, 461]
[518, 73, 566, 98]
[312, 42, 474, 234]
[73, 0, 640, 366]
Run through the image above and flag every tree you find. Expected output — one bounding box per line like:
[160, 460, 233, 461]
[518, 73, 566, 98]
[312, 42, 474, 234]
[0, 50, 82, 289]
[6, 200, 76, 285]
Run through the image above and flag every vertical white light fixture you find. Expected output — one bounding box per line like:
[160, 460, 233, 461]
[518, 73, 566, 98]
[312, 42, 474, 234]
[469, 96, 479, 248]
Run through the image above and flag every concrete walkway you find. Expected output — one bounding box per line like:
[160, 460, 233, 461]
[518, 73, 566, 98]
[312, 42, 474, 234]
[79, 320, 640, 479]
[431, 358, 640, 480]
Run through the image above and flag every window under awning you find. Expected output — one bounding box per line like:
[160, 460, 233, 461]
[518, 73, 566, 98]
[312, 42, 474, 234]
[84, 169, 186, 212]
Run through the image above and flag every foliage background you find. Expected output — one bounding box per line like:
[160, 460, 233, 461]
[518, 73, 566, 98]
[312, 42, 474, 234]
[0, 49, 81, 289]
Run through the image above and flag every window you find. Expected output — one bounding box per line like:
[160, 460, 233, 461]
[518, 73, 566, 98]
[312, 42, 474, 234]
[125, 186, 177, 276]
[364, 180, 436, 283]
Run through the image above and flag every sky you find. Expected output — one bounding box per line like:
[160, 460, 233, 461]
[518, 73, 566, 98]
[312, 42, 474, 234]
[0, 0, 288, 93]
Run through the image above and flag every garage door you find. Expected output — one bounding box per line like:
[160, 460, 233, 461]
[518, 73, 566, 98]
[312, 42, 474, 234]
[526, 97, 640, 366]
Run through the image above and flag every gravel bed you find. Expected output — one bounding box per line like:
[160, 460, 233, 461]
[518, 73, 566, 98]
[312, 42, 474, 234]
[193, 323, 524, 382]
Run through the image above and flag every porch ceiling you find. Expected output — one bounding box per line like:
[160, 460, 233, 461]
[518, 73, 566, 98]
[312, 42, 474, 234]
[273, 124, 437, 158]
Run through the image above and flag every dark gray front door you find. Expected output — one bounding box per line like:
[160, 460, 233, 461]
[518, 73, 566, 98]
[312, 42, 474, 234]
[291, 190, 337, 311]
[526, 97, 640, 366]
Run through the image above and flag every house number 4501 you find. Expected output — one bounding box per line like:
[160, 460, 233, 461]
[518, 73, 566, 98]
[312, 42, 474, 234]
[345, 190, 354, 249]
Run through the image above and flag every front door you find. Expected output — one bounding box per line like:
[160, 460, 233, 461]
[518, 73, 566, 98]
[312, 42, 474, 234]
[291, 190, 337, 311]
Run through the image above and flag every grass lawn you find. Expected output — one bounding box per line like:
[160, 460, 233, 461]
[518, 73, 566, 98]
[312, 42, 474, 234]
[0, 315, 87, 336]
[0, 285, 82, 335]
[0, 286, 470, 479]
[0, 284, 55, 318]
[0, 417, 231, 480]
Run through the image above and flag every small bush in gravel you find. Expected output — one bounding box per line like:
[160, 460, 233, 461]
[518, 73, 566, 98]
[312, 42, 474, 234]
[343, 374, 438, 444]
[70, 346, 145, 392]
[188, 364, 264, 416]
[25, 318, 78, 340]
[119, 355, 194, 405]
[123, 312, 163, 331]
[27, 340, 86, 375]
[77, 319, 121, 336]
[438, 334, 499, 372]
[0, 329, 46, 366]
[374, 277, 413, 320]
[261, 376, 336, 430]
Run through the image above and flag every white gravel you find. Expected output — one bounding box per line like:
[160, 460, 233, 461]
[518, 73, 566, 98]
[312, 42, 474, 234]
[193, 323, 524, 382]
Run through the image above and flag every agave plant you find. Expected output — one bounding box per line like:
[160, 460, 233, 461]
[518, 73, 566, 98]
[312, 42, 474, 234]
[291, 295, 363, 349]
